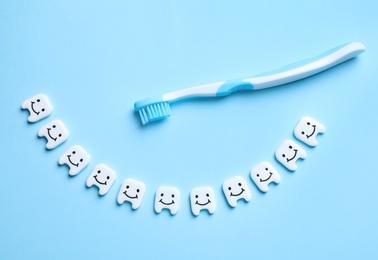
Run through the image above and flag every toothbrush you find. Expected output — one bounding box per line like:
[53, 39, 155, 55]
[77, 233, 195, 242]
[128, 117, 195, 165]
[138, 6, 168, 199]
[134, 42, 365, 126]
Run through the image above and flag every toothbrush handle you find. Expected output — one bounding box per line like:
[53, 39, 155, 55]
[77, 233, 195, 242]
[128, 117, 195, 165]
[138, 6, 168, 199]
[236, 42, 365, 91]
[163, 42, 365, 102]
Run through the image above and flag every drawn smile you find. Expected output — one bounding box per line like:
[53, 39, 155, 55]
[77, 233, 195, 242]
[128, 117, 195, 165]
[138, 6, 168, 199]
[124, 191, 138, 199]
[94, 175, 107, 185]
[67, 155, 79, 167]
[286, 150, 298, 162]
[31, 102, 40, 115]
[195, 199, 211, 206]
[230, 188, 245, 197]
[47, 128, 57, 141]
[260, 172, 273, 182]
[159, 199, 174, 205]
[306, 125, 316, 139]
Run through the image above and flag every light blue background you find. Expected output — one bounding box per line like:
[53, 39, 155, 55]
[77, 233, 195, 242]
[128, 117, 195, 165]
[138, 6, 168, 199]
[1, 1, 377, 259]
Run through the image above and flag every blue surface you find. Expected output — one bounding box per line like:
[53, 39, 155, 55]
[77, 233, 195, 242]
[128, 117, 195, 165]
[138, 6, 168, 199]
[1, 1, 378, 259]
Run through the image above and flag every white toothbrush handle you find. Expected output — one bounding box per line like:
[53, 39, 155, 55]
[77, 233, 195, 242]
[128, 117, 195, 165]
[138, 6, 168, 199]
[162, 42, 365, 102]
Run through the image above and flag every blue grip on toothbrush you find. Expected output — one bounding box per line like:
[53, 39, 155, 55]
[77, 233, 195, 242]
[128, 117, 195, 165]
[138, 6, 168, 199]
[215, 80, 254, 97]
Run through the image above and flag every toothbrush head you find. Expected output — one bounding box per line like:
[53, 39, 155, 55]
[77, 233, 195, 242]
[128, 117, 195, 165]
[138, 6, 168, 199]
[134, 99, 171, 126]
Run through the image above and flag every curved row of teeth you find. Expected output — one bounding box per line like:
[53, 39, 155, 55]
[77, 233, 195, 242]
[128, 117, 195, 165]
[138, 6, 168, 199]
[22, 94, 325, 216]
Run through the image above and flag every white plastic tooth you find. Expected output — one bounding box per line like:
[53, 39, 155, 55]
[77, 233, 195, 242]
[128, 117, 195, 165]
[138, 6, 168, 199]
[21, 93, 54, 123]
[37, 119, 69, 149]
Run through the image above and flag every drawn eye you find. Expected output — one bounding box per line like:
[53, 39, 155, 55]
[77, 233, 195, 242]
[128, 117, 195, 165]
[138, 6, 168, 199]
[307, 122, 310, 125]
[265, 168, 268, 171]
[301, 131, 305, 135]
[161, 193, 164, 197]
[37, 99, 40, 102]
[126, 185, 129, 189]
[106, 176, 110, 180]
[228, 187, 231, 190]
[195, 195, 198, 199]
[137, 189, 140, 193]
[72, 151, 76, 154]
[80, 159, 83, 162]
[282, 154, 286, 158]
[171, 194, 175, 198]
[206, 193, 209, 197]
[52, 125, 56, 128]
[58, 134, 62, 137]
[289, 146, 292, 149]
[238, 183, 241, 186]
[41, 108, 45, 112]
[256, 174, 260, 177]
[97, 170, 101, 174]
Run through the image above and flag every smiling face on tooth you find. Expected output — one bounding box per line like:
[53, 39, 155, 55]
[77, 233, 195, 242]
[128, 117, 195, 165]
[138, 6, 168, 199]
[117, 179, 146, 209]
[38, 120, 69, 149]
[159, 194, 175, 205]
[195, 193, 211, 206]
[22, 94, 53, 123]
[190, 187, 216, 216]
[282, 144, 297, 162]
[250, 162, 281, 192]
[47, 124, 62, 141]
[67, 152, 82, 167]
[230, 184, 244, 197]
[258, 170, 272, 182]
[58, 145, 90, 176]
[31, 99, 45, 115]
[222, 176, 251, 207]
[275, 140, 307, 171]
[154, 186, 180, 215]
[86, 164, 116, 196]
[294, 116, 326, 146]
[124, 186, 139, 199]
[94, 170, 109, 185]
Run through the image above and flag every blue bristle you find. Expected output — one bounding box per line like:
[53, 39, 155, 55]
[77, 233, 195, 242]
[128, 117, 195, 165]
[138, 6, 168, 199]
[139, 109, 148, 125]
[138, 102, 170, 125]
